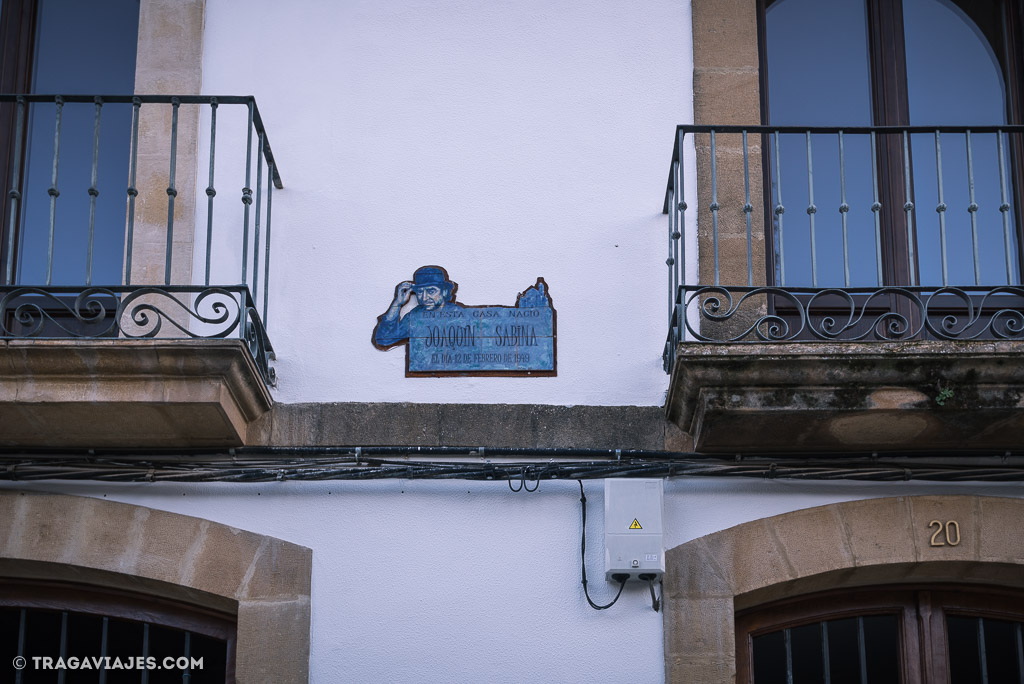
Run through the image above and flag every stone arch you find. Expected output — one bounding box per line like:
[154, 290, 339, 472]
[664, 495, 1024, 683]
[0, 490, 311, 682]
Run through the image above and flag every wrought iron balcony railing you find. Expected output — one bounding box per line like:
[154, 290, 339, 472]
[0, 94, 280, 384]
[662, 123, 1024, 371]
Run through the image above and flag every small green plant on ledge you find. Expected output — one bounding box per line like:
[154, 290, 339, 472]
[935, 387, 955, 406]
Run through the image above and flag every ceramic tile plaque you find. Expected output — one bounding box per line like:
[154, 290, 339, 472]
[372, 266, 556, 376]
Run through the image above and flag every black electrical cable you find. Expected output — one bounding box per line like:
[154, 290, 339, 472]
[649, 579, 660, 612]
[578, 480, 628, 610]
[3, 452, 1024, 483]
[639, 574, 662, 612]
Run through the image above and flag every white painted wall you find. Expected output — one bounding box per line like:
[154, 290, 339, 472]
[195, 0, 693, 406]
[5, 479, 1022, 683]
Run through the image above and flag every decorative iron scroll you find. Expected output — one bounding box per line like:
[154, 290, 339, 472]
[0, 285, 275, 385]
[118, 287, 240, 338]
[245, 306, 276, 386]
[0, 287, 120, 338]
[667, 285, 1024, 348]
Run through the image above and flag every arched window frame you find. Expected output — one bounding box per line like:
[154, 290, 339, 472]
[0, 491, 312, 683]
[662, 495, 1024, 682]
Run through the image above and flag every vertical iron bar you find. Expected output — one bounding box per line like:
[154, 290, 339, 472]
[870, 131, 883, 286]
[677, 128, 686, 291]
[205, 99, 218, 286]
[99, 617, 109, 684]
[822, 621, 831, 684]
[806, 131, 818, 287]
[710, 129, 720, 286]
[141, 623, 150, 684]
[902, 130, 917, 286]
[667, 161, 675, 327]
[263, 161, 274, 327]
[670, 163, 679, 346]
[125, 97, 141, 286]
[15, 608, 25, 684]
[252, 131, 265, 309]
[6, 97, 26, 285]
[667, 184, 675, 326]
[57, 611, 67, 684]
[46, 96, 65, 286]
[675, 129, 686, 349]
[838, 131, 851, 287]
[979, 618, 989, 684]
[1015, 622, 1023, 684]
[165, 97, 180, 287]
[774, 131, 787, 286]
[86, 97, 103, 286]
[183, 631, 192, 684]
[966, 129, 981, 285]
[857, 616, 867, 684]
[935, 131, 949, 286]
[669, 146, 677, 314]
[997, 130, 1013, 284]
[743, 130, 753, 286]
[241, 100, 255, 285]
[784, 627, 794, 684]
[239, 290, 248, 346]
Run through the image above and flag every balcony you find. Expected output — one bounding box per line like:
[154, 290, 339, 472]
[0, 94, 279, 447]
[662, 124, 1024, 453]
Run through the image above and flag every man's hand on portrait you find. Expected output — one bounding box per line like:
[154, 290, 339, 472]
[393, 281, 415, 307]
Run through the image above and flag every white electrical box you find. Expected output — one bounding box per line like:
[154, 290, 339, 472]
[604, 478, 664, 581]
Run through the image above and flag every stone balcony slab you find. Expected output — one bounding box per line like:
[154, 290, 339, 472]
[0, 339, 272, 447]
[666, 340, 1024, 453]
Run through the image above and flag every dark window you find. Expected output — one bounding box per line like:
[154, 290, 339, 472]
[0, 580, 235, 683]
[737, 585, 1024, 684]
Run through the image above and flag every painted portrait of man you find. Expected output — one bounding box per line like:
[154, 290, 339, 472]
[372, 265, 461, 348]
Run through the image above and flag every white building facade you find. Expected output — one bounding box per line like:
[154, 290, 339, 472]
[1, 0, 1023, 682]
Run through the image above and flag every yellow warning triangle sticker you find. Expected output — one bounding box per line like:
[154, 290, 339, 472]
[629, 519, 643, 530]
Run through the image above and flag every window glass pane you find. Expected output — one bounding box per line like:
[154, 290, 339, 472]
[981, 618, 1022, 683]
[903, 0, 1005, 125]
[862, 615, 901, 684]
[903, 0, 1017, 286]
[148, 624, 186, 684]
[106, 617, 144, 684]
[948, 615, 984, 684]
[765, 0, 872, 126]
[765, 0, 879, 287]
[752, 629, 788, 684]
[909, 129, 1020, 286]
[826, 617, 863, 684]
[22, 609, 61, 682]
[17, 0, 139, 286]
[769, 131, 881, 287]
[190, 632, 229, 684]
[65, 612, 103, 684]
[0, 608, 20, 674]
[790, 622, 824, 683]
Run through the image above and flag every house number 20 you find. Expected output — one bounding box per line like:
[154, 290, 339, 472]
[929, 520, 961, 547]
